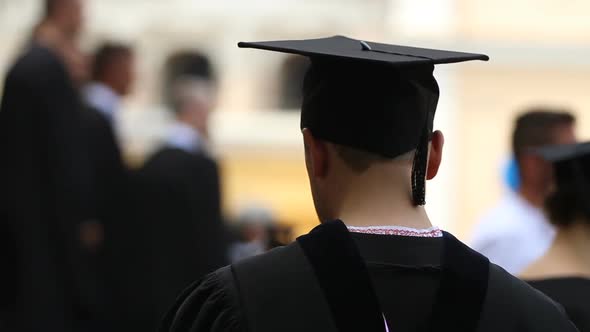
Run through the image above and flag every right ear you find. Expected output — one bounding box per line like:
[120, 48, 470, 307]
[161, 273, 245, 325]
[302, 129, 329, 178]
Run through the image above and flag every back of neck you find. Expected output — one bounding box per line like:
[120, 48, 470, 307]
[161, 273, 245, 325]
[337, 189, 432, 229]
[554, 223, 590, 264]
[523, 223, 590, 279]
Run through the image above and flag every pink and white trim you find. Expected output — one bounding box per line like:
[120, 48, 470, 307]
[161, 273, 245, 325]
[347, 225, 443, 238]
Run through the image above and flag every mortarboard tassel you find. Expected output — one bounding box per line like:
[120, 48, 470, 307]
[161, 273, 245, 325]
[411, 128, 429, 206]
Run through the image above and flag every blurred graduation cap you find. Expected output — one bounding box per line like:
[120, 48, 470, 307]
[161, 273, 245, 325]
[534, 141, 590, 163]
[239, 36, 488, 205]
[534, 141, 590, 187]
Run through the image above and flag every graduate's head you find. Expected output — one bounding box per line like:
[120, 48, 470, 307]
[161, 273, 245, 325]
[91, 43, 135, 96]
[512, 109, 576, 197]
[298, 58, 446, 221]
[535, 142, 590, 228]
[170, 77, 217, 139]
[43, 0, 84, 40]
[302, 129, 445, 222]
[238, 36, 487, 221]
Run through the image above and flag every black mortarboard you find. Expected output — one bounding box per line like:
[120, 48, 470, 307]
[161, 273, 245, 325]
[238, 36, 488, 205]
[535, 141, 590, 190]
[535, 141, 590, 163]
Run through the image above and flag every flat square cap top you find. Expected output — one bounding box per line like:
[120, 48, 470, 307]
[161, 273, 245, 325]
[238, 35, 489, 66]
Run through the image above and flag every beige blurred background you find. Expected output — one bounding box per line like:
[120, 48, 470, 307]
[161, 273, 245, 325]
[0, 0, 588, 238]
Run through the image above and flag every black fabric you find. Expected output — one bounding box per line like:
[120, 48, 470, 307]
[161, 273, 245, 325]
[80, 106, 133, 332]
[296, 220, 384, 332]
[351, 233, 443, 332]
[132, 146, 229, 331]
[159, 267, 244, 332]
[231, 243, 337, 332]
[430, 232, 490, 332]
[160, 226, 578, 332]
[478, 264, 579, 332]
[528, 277, 590, 332]
[0, 44, 103, 331]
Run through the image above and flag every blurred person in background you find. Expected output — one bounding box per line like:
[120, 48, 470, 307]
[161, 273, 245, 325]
[161, 37, 576, 332]
[228, 206, 274, 263]
[84, 43, 135, 126]
[131, 54, 228, 331]
[228, 206, 294, 263]
[80, 43, 134, 238]
[80, 42, 137, 332]
[471, 109, 576, 275]
[0, 0, 113, 331]
[33, 0, 87, 83]
[522, 141, 590, 332]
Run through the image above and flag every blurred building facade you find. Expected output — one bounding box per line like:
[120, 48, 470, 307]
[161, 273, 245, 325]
[1, 0, 589, 237]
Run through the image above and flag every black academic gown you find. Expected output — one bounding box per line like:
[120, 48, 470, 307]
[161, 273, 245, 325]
[160, 220, 578, 332]
[79, 105, 132, 331]
[0, 44, 102, 331]
[528, 278, 590, 332]
[130, 146, 228, 331]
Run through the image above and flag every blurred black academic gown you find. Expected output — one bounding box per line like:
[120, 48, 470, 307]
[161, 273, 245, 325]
[161, 220, 578, 332]
[528, 278, 590, 332]
[79, 105, 133, 331]
[131, 144, 228, 331]
[0, 44, 102, 331]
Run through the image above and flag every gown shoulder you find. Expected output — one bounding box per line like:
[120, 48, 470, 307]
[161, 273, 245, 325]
[477, 263, 578, 332]
[159, 266, 245, 332]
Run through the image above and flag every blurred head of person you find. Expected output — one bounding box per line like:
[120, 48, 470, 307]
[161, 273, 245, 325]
[170, 77, 217, 140]
[32, 0, 87, 83]
[236, 206, 275, 243]
[41, 0, 84, 41]
[512, 109, 576, 206]
[545, 150, 590, 231]
[303, 129, 444, 224]
[91, 43, 135, 96]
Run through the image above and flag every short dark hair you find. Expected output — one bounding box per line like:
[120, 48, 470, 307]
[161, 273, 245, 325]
[43, 0, 72, 18]
[331, 144, 414, 173]
[44, 0, 59, 18]
[512, 108, 575, 162]
[91, 43, 133, 81]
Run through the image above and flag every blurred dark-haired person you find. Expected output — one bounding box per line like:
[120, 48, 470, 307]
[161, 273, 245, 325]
[522, 141, 590, 332]
[34, 0, 87, 83]
[80, 42, 136, 331]
[471, 109, 576, 274]
[132, 76, 228, 331]
[85, 43, 135, 125]
[0, 0, 112, 331]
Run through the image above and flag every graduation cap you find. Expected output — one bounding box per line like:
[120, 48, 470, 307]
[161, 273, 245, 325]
[238, 36, 489, 205]
[534, 141, 590, 190]
[534, 141, 590, 163]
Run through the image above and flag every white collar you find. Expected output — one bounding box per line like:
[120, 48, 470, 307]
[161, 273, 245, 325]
[84, 82, 120, 122]
[166, 121, 204, 154]
[347, 225, 443, 238]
